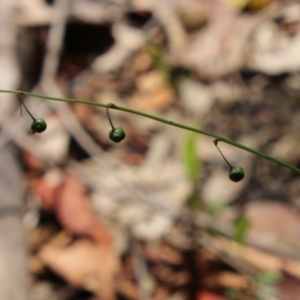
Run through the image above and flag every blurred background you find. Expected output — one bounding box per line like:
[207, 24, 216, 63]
[1, 0, 300, 299]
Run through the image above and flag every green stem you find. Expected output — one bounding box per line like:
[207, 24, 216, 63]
[2, 89, 300, 174]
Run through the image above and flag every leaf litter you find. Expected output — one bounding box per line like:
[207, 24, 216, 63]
[15, 0, 300, 299]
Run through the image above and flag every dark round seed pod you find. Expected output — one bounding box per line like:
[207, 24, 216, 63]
[229, 166, 245, 182]
[31, 118, 47, 134]
[109, 127, 126, 143]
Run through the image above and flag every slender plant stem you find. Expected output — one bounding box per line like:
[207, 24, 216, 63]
[106, 105, 115, 130]
[1, 89, 300, 174]
[17, 92, 36, 121]
[214, 140, 233, 170]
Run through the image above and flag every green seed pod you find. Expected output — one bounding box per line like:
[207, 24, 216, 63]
[31, 118, 47, 134]
[109, 127, 126, 143]
[229, 166, 245, 182]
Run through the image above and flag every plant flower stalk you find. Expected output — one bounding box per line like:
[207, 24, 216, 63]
[1, 89, 299, 174]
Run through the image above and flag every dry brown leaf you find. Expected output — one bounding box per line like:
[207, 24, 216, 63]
[131, 85, 175, 110]
[31, 170, 63, 212]
[245, 202, 300, 246]
[217, 201, 300, 258]
[251, 3, 300, 74]
[22, 150, 46, 172]
[16, 0, 53, 26]
[55, 174, 112, 247]
[32, 172, 112, 247]
[29, 255, 45, 275]
[279, 273, 300, 300]
[214, 236, 300, 279]
[144, 243, 183, 265]
[196, 291, 226, 300]
[131, 49, 153, 73]
[116, 277, 139, 300]
[136, 71, 166, 92]
[202, 271, 249, 289]
[38, 239, 120, 300]
[171, 0, 268, 78]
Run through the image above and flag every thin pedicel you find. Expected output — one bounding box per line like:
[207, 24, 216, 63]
[214, 139, 245, 182]
[17, 91, 47, 134]
[106, 103, 126, 143]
